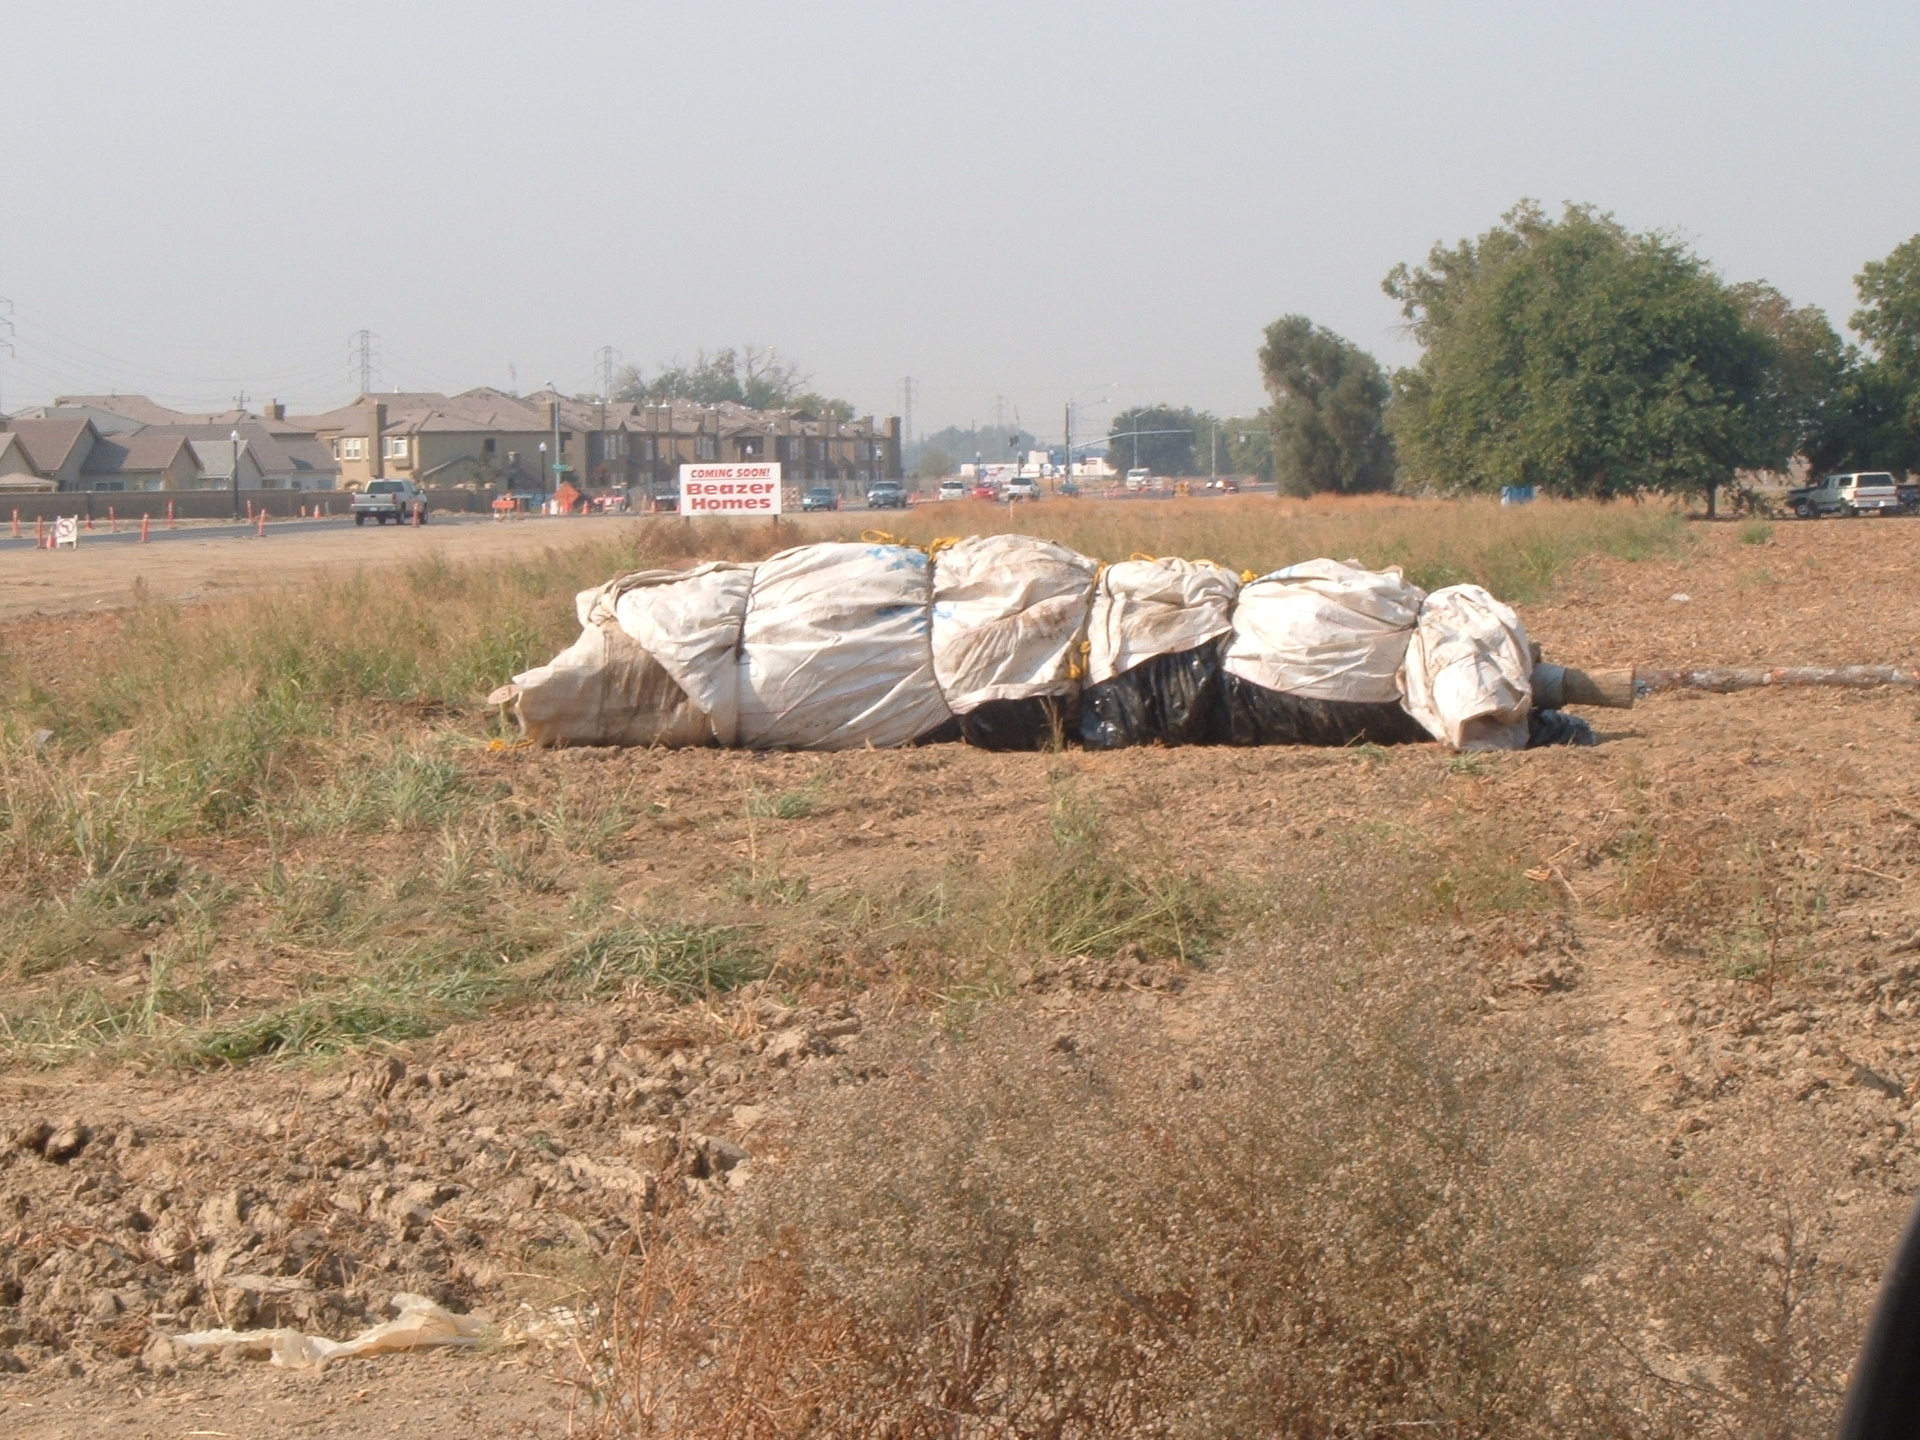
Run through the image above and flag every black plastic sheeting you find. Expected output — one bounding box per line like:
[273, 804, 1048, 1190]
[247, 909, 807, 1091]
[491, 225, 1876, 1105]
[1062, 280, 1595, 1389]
[1077, 642, 1225, 750]
[1526, 709, 1597, 747]
[1218, 672, 1429, 747]
[1058, 643, 1602, 753]
[958, 696, 1071, 752]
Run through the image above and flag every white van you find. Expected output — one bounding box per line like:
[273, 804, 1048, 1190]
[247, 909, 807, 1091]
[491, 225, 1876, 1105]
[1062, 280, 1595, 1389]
[1125, 468, 1150, 491]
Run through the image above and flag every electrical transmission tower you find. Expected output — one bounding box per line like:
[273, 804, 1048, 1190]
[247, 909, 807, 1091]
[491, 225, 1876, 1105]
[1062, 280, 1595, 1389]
[349, 329, 376, 395]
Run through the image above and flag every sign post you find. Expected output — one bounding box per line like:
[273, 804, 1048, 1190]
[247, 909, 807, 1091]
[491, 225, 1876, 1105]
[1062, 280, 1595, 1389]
[678, 462, 782, 517]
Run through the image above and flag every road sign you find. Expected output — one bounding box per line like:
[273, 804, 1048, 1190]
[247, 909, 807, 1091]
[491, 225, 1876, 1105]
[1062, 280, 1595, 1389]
[53, 516, 78, 549]
[679, 463, 782, 516]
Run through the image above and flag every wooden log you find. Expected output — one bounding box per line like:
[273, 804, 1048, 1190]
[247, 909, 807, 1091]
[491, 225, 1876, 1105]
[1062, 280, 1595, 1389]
[1532, 663, 1637, 710]
[1636, 665, 1920, 696]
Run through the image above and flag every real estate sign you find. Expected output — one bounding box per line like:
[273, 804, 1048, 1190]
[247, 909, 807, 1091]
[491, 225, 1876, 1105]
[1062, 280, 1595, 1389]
[678, 463, 782, 515]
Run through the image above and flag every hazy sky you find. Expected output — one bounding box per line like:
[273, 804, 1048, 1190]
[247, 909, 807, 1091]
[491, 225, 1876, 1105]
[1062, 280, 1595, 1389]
[3, 1, 1917, 437]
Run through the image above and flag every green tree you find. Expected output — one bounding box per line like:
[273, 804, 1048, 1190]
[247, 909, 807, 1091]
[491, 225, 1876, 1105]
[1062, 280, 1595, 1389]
[915, 448, 954, 480]
[1109, 405, 1207, 475]
[1384, 202, 1776, 514]
[1257, 316, 1393, 495]
[1845, 235, 1920, 471]
[1731, 282, 1851, 474]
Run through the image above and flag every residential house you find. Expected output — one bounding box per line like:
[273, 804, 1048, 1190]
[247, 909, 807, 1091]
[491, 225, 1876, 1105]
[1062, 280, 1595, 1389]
[0, 431, 54, 491]
[79, 433, 202, 491]
[4, 417, 98, 488]
[187, 439, 268, 491]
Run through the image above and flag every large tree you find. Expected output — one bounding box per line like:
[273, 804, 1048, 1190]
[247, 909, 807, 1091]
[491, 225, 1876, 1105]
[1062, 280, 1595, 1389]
[1257, 316, 1393, 495]
[1109, 405, 1208, 475]
[1384, 203, 1776, 512]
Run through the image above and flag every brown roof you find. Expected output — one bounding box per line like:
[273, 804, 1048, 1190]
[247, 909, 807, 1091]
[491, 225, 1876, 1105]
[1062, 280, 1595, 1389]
[4, 417, 96, 474]
[82, 432, 197, 476]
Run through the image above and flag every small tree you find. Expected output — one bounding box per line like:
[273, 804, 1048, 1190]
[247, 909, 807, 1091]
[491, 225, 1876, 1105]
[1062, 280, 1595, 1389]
[1846, 235, 1920, 473]
[915, 449, 954, 481]
[1257, 317, 1393, 495]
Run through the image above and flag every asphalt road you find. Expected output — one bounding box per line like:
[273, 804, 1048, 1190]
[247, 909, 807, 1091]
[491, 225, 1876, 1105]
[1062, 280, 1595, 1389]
[0, 510, 518, 551]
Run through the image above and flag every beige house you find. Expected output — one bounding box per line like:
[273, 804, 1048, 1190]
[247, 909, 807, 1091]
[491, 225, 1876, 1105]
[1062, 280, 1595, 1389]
[0, 432, 55, 491]
[79, 433, 202, 491]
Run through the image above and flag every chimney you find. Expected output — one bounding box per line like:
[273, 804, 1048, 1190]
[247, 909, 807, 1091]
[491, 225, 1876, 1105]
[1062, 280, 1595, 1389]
[265, 400, 285, 422]
[367, 399, 387, 479]
[543, 399, 559, 432]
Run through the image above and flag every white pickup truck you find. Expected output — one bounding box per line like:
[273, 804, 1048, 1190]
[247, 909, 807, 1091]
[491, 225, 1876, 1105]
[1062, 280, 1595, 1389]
[352, 479, 430, 526]
[1789, 471, 1901, 519]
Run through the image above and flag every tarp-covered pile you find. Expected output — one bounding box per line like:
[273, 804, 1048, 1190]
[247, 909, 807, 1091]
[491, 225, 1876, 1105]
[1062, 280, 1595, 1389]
[492, 536, 1583, 754]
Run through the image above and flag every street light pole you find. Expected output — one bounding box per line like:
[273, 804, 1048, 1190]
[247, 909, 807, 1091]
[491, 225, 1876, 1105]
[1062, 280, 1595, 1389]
[230, 428, 241, 519]
[538, 442, 548, 509]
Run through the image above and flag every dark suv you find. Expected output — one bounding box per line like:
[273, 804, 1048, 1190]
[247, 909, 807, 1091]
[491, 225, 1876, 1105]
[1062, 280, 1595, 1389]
[866, 480, 907, 510]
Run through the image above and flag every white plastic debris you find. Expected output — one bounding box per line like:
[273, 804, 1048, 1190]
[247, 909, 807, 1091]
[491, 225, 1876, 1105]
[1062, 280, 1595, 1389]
[169, 1292, 486, 1372]
[1086, 558, 1240, 684]
[1401, 584, 1534, 751]
[1223, 558, 1426, 703]
[930, 533, 1099, 710]
[606, 563, 755, 745]
[736, 542, 953, 750]
[494, 622, 714, 748]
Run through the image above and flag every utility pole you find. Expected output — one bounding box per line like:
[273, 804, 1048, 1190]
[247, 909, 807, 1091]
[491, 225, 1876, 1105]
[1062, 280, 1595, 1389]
[0, 299, 14, 417]
[350, 330, 374, 395]
[902, 376, 914, 447]
[1063, 402, 1072, 492]
[596, 346, 617, 480]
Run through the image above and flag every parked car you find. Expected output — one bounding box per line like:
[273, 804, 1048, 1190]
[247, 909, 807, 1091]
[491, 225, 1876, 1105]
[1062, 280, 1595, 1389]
[352, 479, 429, 525]
[937, 479, 967, 501]
[970, 481, 997, 501]
[1788, 471, 1902, 518]
[1005, 476, 1039, 501]
[1058, 478, 1082, 498]
[801, 486, 839, 512]
[866, 480, 908, 510]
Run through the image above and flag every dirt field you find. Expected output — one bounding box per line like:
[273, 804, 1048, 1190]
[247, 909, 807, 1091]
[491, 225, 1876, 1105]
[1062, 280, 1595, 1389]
[4, 509, 1920, 1434]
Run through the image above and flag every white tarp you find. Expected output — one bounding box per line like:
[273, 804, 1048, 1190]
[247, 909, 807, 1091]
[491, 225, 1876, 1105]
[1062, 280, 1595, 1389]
[930, 534, 1099, 711]
[1086, 558, 1240, 685]
[1223, 558, 1425, 703]
[502, 621, 716, 749]
[736, 542, 953, 750]
[1401, 584, 1534, 751]
[605, 563, 755, 746]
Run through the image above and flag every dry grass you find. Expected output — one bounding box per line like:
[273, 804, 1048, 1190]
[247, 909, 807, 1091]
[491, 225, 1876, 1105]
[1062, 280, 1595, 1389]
[578, 934, 1851, 1438]
[0, 496, 1685, 1065]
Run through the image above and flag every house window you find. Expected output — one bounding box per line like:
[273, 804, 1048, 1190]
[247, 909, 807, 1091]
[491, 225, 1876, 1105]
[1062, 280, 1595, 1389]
[91, 479, 127, 491]
[339, 437, 366, 460]
[383, 436, 408, 460]
[482, 438, 497, 456]
[696, 435, 717, 461]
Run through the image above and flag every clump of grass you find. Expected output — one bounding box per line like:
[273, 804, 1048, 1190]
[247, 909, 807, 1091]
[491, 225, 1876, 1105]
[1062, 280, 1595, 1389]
[1740, 517, 1776, 546]
[748, 778, 824, 821]
[551, 921, 767, 1001]
[996, 782, 1217, 964]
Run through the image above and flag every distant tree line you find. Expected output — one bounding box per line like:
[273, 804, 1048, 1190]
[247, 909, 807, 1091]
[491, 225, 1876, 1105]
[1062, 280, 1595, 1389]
[1229, 204, 1920, 508]
[613, 346, 854, 421]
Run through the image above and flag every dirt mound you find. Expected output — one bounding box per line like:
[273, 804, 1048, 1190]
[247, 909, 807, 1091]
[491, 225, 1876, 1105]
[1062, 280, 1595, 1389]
[0, 991, 872, 1380]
